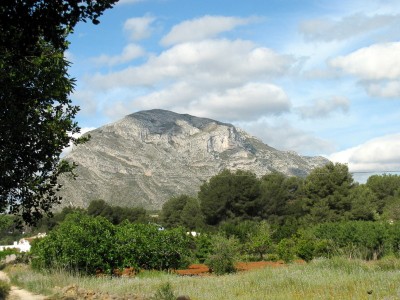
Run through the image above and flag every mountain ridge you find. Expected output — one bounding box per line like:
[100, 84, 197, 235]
[58, 109, 328, 209]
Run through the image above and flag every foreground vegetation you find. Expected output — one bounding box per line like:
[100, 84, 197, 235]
[5, 257, 400, 299]
[2, 164, 400, 298]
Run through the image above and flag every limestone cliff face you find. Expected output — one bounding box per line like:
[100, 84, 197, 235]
[58, 109, 328, 209]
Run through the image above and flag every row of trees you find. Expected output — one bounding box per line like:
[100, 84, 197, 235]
[31, 213, 191, 274]
[29, 212, 400, 275]
[160, 163, 400, 236]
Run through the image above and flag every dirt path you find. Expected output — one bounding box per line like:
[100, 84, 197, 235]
[0, 271, 47, 300]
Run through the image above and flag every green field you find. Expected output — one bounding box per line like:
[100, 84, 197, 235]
[5, 257, 400, 300]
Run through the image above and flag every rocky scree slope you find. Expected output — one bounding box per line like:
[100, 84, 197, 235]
[58, 109, 328, 209]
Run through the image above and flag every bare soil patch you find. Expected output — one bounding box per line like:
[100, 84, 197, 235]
[175, 261, 287, 276]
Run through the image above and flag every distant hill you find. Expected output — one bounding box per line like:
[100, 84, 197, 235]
[58, 109, 328, 209]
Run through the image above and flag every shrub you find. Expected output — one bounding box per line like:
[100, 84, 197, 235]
[375, 255, 400, 271]
[193, 233, 212, 263]
[244, 221, 272, 261]
[0, 248, 19, 261]
[115, 222, 191, 270]
[0, 280, 11, 299]
[31, 214, 191, 274]
[151, 282, 176, 300]
[205, 234, 240, 275]
[31, 213, 117, 274]
[277, 238, 296, 263]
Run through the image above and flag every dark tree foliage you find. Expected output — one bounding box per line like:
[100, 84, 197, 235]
[366, 174, 400, 213]
[345, 185, 378, 221]
[300, 162, 354, 223]
[0, 0, 118, 224]
[160, 195, 204, 230]
[257, 172, 304, 221]
[199, 169, 261, 225]
[86, 199, 148, 225]
[0, 214, 23, 245]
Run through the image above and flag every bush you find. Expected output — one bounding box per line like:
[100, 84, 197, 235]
[264, 253, 280, 262]
[0, 280, 11, 299]
[277, 238, 296, 263]
[193, 233, 212, 263]
[375, 255, 400, 271]
[0, 248, 19, 261]
[313, 221, 392, 260]
[31, 213, 116, 274]
[31, 213, 191, 274]
[151, 282, 176, 300]
[205, 234, 240, 275]
[115, 222, 191, 271]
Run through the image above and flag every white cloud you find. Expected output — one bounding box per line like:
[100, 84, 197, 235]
[296, 96, 350, 119]
[161, 15, 255, 46]
[92, 44, 145, 66]
[328, 133, 400, 172]
[239, 119, 334, 155]
[188, 83, 290, 121]
[71, 90, 98, 115]
[89, 39, 294, 90]
[132, 82, 290, 121]
[300, 13, 400, 42]
[87, 38, 294, 123]
[124, 16, 155, 41]
[62, 127, 96, 157]
[330, 42, 400, 80]
[117, 0, 144, 5]
[64, 50, 74, 62]
[365, 80, 400, 98]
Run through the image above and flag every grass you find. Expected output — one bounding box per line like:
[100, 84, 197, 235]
[5, 257, 400, 299]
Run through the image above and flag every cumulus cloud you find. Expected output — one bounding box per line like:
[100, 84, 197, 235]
[188, 82, 290, 121]
[132, 82, 290, 121]
[328, 133, 400, 172]
[89, 39, 294, 90]
[124, 15, 155, 41]
[330, 42, 400, 80]
[161, 15, 256, 46]
[238, 119, 334, 155]
[329, 42, 400, 98]
[365, 80, 400, 98]
[300, 13, 400, 42]
[296, 96, 350, 119]
[92, 44, 145, 66]
[87, 38, 294, 122]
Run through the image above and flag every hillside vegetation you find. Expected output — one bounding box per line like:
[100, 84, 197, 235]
[2, 162, 400, 299]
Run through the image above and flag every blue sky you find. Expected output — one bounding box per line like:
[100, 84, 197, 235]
[65, 0, 400, 179]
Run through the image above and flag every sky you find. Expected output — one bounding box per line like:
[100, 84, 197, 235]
[66, 0, 400, 181]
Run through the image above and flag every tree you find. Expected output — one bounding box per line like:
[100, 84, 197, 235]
[31, 213, 118, 274]
[366, 174, 400, 213]
[345, 185, 378, 221]
[245, 221, 272, 260]
[160, 195, 204, 230]
[87, 199, 148, 224]
[257, 172, 303, 222]
[199, 169, 261, 225]
[300, 162, 354, 223]
[0, 1, 118, 225]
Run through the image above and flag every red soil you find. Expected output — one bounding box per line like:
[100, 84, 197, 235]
[175, 260, 287, 276]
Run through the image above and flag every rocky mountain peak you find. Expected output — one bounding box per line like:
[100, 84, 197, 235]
[59, 110, 328, 209]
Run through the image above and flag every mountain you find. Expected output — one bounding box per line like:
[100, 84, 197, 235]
[58, 109, 328, 209]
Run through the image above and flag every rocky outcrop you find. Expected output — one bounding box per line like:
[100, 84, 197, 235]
[58, 109, 328, 209]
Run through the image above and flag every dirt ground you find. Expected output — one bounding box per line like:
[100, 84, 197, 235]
[0, 270, 47, 300]
[175, 260, 287, 276]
